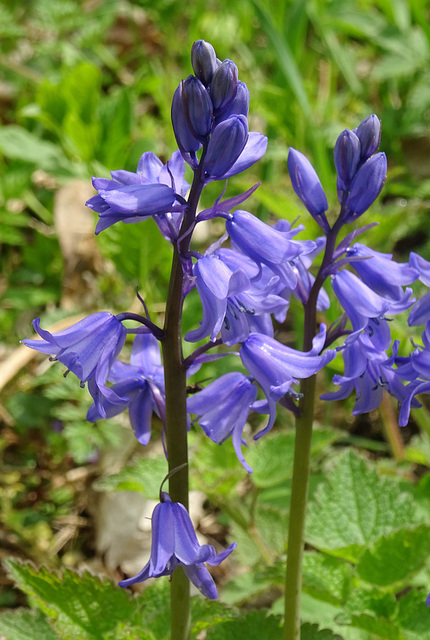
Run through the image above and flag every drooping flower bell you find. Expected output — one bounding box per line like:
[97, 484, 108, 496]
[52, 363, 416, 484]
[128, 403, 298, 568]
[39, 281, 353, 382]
[22, 313, 127, 407]
[187, 372, 261, 473]
[119, 492, 236, 599]
[87, 332, 165, 445]
[86, 151, 189, 237]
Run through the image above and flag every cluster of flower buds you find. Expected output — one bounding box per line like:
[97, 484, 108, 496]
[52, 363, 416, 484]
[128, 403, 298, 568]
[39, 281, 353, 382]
[287, 115, 387, 231]
[171, 39, 267, 181]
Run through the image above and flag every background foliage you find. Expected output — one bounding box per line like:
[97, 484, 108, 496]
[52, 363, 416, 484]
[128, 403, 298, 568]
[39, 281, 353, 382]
[1, 0, 430, 638]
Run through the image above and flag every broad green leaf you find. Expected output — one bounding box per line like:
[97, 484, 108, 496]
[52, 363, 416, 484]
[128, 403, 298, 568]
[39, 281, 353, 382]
[302, 552, 353, 605]
[356, 524, 430, 586]
[343, 587, 397, 619]
[0, 608, 60, 640]
[247, 432, 296, 488]
[397, 589, 430, 640]
[93, 456, 167, 499]
[349, 613, 402, 640]
[206, 610, 282, 640]
[4, 559, 136, 640]
[190, 598, 234, 635]
[301, 623, 343, 640]
[306, 450, 419, 560]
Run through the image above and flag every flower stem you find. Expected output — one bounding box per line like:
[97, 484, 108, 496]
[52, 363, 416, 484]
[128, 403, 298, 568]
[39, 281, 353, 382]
[161, 157, 206, 640]
[283, 219, 343, 640]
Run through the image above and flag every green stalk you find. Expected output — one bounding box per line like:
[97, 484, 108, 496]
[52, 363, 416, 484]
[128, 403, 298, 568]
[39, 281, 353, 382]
[161, 158, 206, 640]
[283, 218, 343, 640]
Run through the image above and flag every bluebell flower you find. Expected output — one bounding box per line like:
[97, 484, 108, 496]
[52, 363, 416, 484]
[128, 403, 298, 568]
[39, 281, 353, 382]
[226, 209, 316, 289]
[331, 269, 414, 342]
[191, 40, 217, 86]
[172, 40, 267, 179]
[87, 333, 165, 445]
[354, 114, 381, 162]
[426, 592, 430, 607]
[347, 243, 419, 301]
[287, 148, 330, 233]
[185, 249, 288, 346]
[22, 313, 127, 407]
[409, 252, 430, 287]
[188, 372, 260, 473]
[334, 129, 361, 195]
[321, 322, 412, 414]
[86, 151, 189, 236]
[119, 492, 236, 599]
[345, 152, 387, 218]
[240, 325, 336, 437]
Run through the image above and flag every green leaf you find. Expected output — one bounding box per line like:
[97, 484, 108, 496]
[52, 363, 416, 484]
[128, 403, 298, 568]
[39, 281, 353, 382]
[397, 589, 430, 640]
[247, 432, 296, 488]
[4, 559, 136, 640]
[93, 456, 167, 499]
[344, 587, 397, 619]
[0, 609, 60, 640]
[206, 610, 282, 640]
[0, 126, 69, 171]
[306, 450, 419, 560]
[356, 524, 430, 586]
[302, 552, 353, 605]
[349, 613, 402, 640]
[190, 598, 234, 635]
[301, 623, 343, 640]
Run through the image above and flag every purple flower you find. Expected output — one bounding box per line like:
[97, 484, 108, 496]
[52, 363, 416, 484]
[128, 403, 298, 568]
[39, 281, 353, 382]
[347, 243, 418, 301]
[426, 592, 430, 607]
[354, 114, 381, 162]
[185, 249, 288, 346]
[240, 325, 336, 438]
[287, 148, 329, 232]
[22, 313, 127, 406]
[191, 40, 217, 86]
[87, 333, 165, 445]
[321, 323, 411, 414]
[119, 492, 236, 599]
[188, 372, 260, 473]
[331, 269, 414, 342]
[86, 151, 189, 236]
[226, 209, 316, 289]
[334, 129, 361, 195]
[202, 115, 248, 180]
[345, 152, 387, 218]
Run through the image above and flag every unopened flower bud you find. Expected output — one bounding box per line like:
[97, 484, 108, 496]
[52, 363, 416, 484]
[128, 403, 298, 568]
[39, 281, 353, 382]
[287, 148, 329, 232]
[203, 115, 248, 179]
[217, 81, 249, 123]
[191, 40, 217, 86]
[171, 82, 201, 154]
[346, 152, 387, 217]
[334, 129, 361, 193]
[354, 114, 381, 162]
[210, 59, 238, 113]
[183, 76, 213, 139]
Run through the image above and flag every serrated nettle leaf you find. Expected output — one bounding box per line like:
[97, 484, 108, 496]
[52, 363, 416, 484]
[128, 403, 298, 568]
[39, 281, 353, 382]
[343, 587, 397, 619]
[349, 613, 402, 640]
[397, 589, 430, 640]
[302, 552, 353, 605]
[356, 524, 430, 586]
[306, 450, 420, 560]
[190, 596, 235, 633]
[4, 559, 136, 640]
[0, 608, 60, 640]
[206, 610, 283, 640]
[300, 622, 344, 640]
